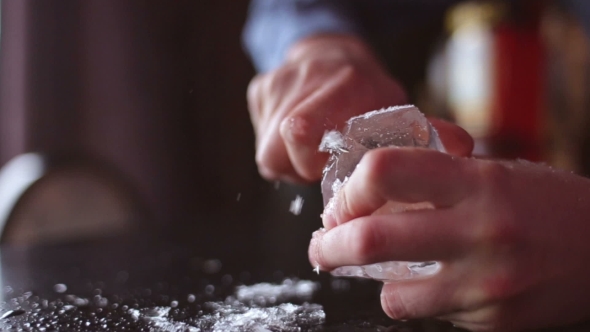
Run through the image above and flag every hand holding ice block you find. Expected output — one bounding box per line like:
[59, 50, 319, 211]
[319, 105, 444, 281]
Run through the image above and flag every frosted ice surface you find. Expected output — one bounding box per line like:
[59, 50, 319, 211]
[320, 105, 445, 281]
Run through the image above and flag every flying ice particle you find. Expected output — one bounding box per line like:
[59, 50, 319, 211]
[53, 284, 67, 293]
[289, 195, 304, 215]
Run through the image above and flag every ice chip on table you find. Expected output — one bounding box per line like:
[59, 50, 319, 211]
[319, 105, 445, 281]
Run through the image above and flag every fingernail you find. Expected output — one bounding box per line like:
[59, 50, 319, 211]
[309, 228, 326, 267]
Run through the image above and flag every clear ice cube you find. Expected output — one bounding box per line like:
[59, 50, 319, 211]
[319, 105, 445, 281]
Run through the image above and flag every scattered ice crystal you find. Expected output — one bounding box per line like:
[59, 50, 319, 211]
[313, 266, 320, 275]
[65, 294, 90, 307]
[235, 279, 319, 306]
[126, 279, 323, 332]
[0, 309, 25, 319]
[195, 302, 324, 332]
[319, 105, 445, 281]
[202, 259, 222, 274]
[330, 279, 351, 293]
[130, 306, 201, 331]
[205, 284, 215, 295]
[93, 295, 109, 308]
[0, 279, 323, 331]
[53, 284, 67, 293]
[289, 195, 304, 215]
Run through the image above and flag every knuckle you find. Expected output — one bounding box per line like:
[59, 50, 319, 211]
[279, 115, 315, 145]
[483, 219, 523, 250]
[381, 285, 411, 319]
[337, 63, 363, 85]
[259, 67, 293, 97]
[255, 152, 281, 181]
[300, 57, 340, 75]
[247, 75, 264, 102]
[473, 161, 523, 247]
[360, 149, 387, 174]
[361, 149, 398, 183]
[477, 161, 510, 188]
[480, 270, 520, 302]
[300, 58, 324, 76]
[347, 220, 385, 264]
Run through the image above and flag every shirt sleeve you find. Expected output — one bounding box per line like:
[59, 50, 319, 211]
[242, 0, 361, 73]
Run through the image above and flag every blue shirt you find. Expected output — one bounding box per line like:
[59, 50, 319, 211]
[243, 0, 590, 73]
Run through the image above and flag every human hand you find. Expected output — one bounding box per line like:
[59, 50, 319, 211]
[309, 148, 590, 331]
[247, 34, 407, 183]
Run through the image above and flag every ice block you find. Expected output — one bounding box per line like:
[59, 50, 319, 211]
[319, 105, 445, 281]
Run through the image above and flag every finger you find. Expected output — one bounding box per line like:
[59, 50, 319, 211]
[324, 148, 473, 227]
[380, 275, 463, 320]
[255, 77, 310, 183]
[279, 69, 352, 181]
[436, 307, 498, 332]
[428, 118, 474, 157]
[256, 118, 306, 182]
[249, 73, 298, 181]
[247, 75, 264, 137]
[280, 66, 406, 181]
[309, 210, 469, 269]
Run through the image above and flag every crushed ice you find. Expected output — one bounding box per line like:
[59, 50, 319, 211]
[0, 278, 324, 332]
[234, 279, 319, 306]
[130, 278, 323, 332]
[319, 130, 345, 153]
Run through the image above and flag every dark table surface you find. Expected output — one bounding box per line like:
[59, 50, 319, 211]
[0, 231, 587, 332]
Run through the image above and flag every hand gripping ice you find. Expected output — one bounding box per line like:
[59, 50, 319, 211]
[319, 105, 445, 281]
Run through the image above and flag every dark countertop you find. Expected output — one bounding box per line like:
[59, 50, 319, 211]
[0, 232, 587, 332]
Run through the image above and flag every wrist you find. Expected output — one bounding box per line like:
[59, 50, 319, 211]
[285, 34, 385, 71]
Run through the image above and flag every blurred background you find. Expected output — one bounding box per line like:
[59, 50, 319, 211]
[0, 0, 588, 269]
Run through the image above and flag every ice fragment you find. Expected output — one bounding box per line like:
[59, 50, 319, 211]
[313, 266, 320, 275]
[289, 195, 304, 215]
